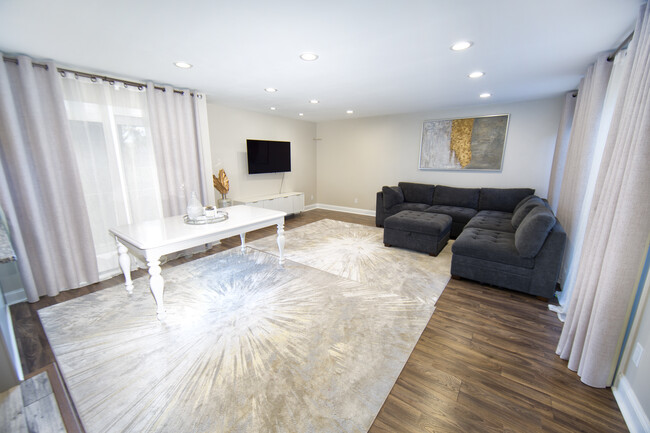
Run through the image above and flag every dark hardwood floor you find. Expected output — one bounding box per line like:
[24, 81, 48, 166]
[10, 209, 628, 432]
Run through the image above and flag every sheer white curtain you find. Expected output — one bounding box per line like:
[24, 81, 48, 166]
[1, 55, 212, 298]
[60, 75, 164, 278]
[547, 92, 577, 213]
[556, 52, 629, 310]
[61, 77, 213, 279]
[0, 55, 98, 301]
[557, 3, 650, 387]
[554, 55, 612, 294]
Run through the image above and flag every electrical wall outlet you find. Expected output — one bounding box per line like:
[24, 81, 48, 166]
[354, 198, 358, 204]
[310, 194, 314, 200]
[632, 343, 643, 367]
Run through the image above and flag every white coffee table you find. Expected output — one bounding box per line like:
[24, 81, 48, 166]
[109, 205, 286, 320]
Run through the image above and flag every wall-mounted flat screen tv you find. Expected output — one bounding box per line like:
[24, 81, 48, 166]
[246, 139, 291, 174]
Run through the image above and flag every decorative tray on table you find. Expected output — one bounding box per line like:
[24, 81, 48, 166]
[183, 210, 229, 225]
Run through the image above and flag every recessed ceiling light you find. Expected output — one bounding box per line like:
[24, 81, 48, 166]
[174, 61, 193, 69]
[468, 71, 484, 78]
[346, 110, 354, 114]
[479, 93, 492, 98]
[298, 113, 304, 117]
[270, 107, 277, 110]
[450, 41, 473, 51]
[309, 99, 319, 104]
[265, 87, 278, 93]
[300, 52, 319, 61]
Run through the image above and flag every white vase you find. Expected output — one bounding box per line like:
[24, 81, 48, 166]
[186, 191, 204, 220]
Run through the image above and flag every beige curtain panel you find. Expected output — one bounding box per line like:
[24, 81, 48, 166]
[557, 3, 650, 388]
[0, 55, 98, 301]
[147, 83, 207, 217]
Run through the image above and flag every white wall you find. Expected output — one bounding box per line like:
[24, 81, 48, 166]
[316, 96, 564, 211]
[206, 103, 318, 206]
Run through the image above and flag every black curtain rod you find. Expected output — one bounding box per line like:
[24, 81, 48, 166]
[1, 56, 199, 97]
[608, 31, 634, 62]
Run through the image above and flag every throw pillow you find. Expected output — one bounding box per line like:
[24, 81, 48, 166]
[382, 186, 405, 209]
[513, 194, 536, 214]
[511, 197, 545, 228]
[514, 206, 556, 258]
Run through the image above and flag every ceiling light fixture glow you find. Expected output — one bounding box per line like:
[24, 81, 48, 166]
[300, 52, 319, 61]
[346, 110, 354, 114]
[174, 61, 193, 69]
[450, 41, 473, 51]
[468, 71, 484, 78]
[264, 87, 278, 93]
[270, 107, 277, 110]
[479, 93, 492, 98]
[309, 99, 319, 104]
[298, 113, 304, 117]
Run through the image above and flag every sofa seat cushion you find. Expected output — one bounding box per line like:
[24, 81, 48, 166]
[465, 213, 515, 233]
[384, 210, 452, 236]
[398, 182, 435, 205]
[433, 185, 480, 209]
[452, 228, 534, 269]
[474, 210, 513, 220]
[425, 205, 477, 224]
[386, 202, 431, 216]
[479, 188, 535, 212]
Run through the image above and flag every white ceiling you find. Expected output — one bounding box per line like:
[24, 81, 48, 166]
[0, 0, 642, 122]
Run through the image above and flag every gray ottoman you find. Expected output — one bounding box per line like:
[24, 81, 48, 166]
[383, 210, 452, 256]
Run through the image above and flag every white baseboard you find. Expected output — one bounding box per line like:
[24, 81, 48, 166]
[309, 203, 375, 217]
[613, 375, 650, 433]
[4, 289, 27, 305]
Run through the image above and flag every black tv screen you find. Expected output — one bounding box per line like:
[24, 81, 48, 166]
[246, 139, 291, 174]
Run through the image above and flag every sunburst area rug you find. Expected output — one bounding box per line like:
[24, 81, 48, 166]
[248, 219, 452, 308]
[39, 219, 452, 433]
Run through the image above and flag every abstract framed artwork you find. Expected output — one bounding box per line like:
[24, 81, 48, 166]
[418, 114, 510, 171]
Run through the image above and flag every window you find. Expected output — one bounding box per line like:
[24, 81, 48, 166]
[63, 79, 163, 277]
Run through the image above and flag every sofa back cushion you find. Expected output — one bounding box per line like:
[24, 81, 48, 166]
[398, 182, 435, 205]
[382, 186, 405, 209]
[515, 206, 557, 258]
[479, 188, 535, 212]
[433, 186, 480, 209]
[513, 194, 537, 214]
[511, 197, 545, 228]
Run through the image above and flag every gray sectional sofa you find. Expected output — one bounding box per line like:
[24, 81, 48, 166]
[376, 182, 566, 299]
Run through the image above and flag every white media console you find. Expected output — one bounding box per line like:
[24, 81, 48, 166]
[233, 192, 305, 215]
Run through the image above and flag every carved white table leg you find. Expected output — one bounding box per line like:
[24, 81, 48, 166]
[116, 241, 134, 294]
[147, 257, 166, 321]
[240, 233, 246, 253]
[277, 222, 285, 264]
